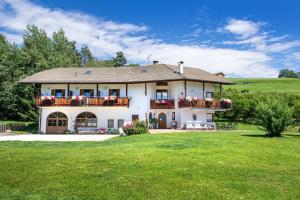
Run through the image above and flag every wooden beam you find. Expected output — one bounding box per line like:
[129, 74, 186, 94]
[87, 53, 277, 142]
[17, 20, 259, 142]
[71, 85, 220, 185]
[38, 84, 41, 96]
[184, 80, 187, 97]
[202, 82, 205, 99]
[126, 83, 128, 96]
[145, 83, 147, 96]
[96, 84, 99, 97]
[67, 83, 70, 97]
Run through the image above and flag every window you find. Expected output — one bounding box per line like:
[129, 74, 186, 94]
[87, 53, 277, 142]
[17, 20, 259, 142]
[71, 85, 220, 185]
[51, 89, 65, 98]
[172, 112, 175, 120]
[193, 114, 197, 120]
[118, 119, 124, 128]
[132, 115, 139, 121]
[206, 92, 214, 98]
[80, 89, 94, 97]
[48, 119, 56, 126]
[207, 114, 213, 122]
[109, 89, 120, 96]
[156, 90, 168, 100]
[108, 119, 114, 128]
[69, 90, 73, 96]
[76, 112, 97, 127]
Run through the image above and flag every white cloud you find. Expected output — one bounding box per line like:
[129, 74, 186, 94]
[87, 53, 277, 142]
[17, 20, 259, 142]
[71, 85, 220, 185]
[268, 41, 300, 52]
[292, 52, 300, 60]
[223, 19, 261, 38]
[0, 0, 279, 77]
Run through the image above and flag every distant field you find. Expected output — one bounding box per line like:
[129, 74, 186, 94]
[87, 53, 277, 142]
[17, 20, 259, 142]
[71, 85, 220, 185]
[225, 78, 300, 95]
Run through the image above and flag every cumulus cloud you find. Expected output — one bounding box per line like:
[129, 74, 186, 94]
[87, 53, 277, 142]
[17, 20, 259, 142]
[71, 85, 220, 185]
[0, 0, 279, 77]
[223, 19, 262, 38]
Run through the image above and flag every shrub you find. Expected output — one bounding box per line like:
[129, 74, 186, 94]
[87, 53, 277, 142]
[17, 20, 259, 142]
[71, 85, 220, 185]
[255, 100, 294, 137]
[123, 120, 149, 135]
[107, 128, 119, 134]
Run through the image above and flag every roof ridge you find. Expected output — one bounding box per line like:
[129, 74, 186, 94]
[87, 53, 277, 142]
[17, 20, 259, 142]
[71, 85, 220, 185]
[161, 64, 187, 79]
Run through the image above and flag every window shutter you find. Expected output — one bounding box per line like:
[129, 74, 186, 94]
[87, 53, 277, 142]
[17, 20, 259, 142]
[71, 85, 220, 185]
[116, 89, 120, 97]
[109, 89, 112, 96]
[51, 89, 55, 96]
[90, 89, 94, 97]
[80, 89, 84, 96]
[61, 89, 65, 97]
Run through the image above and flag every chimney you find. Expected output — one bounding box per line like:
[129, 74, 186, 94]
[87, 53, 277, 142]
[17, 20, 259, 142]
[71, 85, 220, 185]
[153, 60, 159, 65]
[178, 61, 184, 74]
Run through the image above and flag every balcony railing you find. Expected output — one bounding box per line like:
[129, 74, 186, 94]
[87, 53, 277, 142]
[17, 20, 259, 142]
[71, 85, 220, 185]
[36, 96, 130, 107]
[150, 99, 175, 109]
[178, 99, 231, 109]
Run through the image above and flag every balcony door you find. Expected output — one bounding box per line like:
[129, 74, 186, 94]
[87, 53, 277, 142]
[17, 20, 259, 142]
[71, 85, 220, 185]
[156, 90, 168, 100]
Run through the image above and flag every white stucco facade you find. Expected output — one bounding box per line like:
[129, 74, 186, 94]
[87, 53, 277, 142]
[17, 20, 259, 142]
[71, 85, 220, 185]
[39, 80, 219, 133]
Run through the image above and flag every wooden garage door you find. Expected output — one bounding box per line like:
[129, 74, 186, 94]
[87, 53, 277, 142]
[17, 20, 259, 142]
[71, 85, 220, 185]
[46, 112, 68, 134]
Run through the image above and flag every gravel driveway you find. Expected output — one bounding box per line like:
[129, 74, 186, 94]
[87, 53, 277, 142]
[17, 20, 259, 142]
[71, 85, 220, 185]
[0, 134, 118, 142]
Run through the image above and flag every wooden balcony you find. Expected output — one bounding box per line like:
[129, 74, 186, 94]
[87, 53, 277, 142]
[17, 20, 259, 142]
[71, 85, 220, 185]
[35, 97, 130, 107]
[150, 99, 175, 109]
[178, 99, 230, 109]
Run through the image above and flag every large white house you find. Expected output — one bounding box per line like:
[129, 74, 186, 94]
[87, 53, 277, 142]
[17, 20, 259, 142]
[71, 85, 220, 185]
[19, 63, 233, 134]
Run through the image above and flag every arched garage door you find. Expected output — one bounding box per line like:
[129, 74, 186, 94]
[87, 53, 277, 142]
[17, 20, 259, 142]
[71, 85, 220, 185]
[46, 112, 68, 134]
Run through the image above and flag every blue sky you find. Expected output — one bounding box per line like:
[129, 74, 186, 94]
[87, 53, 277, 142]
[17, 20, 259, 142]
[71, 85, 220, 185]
[1, 0, 300, 77]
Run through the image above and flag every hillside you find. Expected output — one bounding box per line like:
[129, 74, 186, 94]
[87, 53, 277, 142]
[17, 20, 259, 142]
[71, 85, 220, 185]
[224, 78, 300, 95]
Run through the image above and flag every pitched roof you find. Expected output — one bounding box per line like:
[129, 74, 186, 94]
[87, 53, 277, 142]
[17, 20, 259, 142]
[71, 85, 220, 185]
[18, 64, 234, 84]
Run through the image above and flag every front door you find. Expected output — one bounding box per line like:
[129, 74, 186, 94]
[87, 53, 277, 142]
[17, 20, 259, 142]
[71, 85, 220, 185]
[158, 113, 167, 129]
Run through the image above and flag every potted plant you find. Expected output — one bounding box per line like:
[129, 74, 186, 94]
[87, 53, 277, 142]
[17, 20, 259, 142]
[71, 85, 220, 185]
[221, 99, 232, 109]
[205, 97, 214, 108]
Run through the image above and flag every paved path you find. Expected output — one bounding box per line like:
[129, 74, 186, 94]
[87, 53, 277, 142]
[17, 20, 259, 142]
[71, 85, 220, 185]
[0, 134, 118, 142]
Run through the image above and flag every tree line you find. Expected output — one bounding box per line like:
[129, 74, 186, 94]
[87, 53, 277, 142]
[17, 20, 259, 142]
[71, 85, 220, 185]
[278, 69, 300, 78]
[0, 25, 135, 121]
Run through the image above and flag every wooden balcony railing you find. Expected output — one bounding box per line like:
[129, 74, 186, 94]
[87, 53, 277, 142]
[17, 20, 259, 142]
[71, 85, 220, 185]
[178, 99, 231, 109]
[35, 97, 130, 107]
[150, 99, 175, 109]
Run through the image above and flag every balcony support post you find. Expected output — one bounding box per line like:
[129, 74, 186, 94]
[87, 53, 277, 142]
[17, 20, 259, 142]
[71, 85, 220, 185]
[202, 82, 205, 99]
[67, 83, 70, 97]
[145, 83, 147, 96]
[184, 80, 187, 97]
[96, 84, 99, 97]
[38, 84, 41, 96]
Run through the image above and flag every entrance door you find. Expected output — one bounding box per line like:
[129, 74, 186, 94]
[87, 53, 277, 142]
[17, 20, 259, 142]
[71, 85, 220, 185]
[46, 112, 68, 134]
[158, 113, 167, 129]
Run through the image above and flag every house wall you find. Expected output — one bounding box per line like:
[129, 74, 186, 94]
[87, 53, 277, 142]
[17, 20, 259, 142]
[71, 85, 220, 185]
[39, 81, 218, 132]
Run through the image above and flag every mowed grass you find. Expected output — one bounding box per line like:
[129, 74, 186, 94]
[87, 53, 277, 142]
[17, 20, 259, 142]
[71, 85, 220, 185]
[0, 130, 300, 200]
[225, 78, 300, 95]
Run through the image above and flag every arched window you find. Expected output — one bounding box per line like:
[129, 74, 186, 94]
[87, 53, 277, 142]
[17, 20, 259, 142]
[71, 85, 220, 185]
[76, 112, 97, 127]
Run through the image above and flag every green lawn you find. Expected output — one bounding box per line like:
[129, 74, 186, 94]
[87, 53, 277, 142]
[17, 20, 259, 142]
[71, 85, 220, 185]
[1, 130, 300, 200]
[225, 78, 300, 95]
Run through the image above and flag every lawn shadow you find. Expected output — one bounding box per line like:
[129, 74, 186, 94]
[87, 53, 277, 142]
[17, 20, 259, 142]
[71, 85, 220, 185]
[241, 134, 269, 138]
[283, 134, 300, 137]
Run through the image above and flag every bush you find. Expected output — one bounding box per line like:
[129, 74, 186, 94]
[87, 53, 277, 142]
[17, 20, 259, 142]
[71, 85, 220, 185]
[255, 100, 294, 137]
[123, 120, 149, 135]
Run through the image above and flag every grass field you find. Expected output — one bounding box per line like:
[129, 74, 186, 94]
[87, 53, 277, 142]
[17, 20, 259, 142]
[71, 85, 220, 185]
[1, 129, 300, 199]
[225, 78, 300, 95]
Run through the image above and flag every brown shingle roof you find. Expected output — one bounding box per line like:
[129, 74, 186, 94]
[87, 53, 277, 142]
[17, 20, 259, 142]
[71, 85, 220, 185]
[18, 64, 234, 84]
